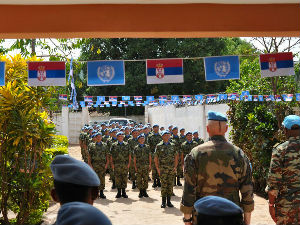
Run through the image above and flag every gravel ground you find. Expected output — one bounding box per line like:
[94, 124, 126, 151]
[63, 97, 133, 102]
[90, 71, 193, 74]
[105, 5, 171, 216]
[42, 145, 275, 225]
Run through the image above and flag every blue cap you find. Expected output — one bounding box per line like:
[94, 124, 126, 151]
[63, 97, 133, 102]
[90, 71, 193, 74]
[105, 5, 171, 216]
[282, 115, 300, 129]
[56, 202, 112, 225]
[180, 128, 185, 131]
[153, 124, 159, 128]
[207, 111, 227, 122]
[138, 134, 145, 140]
[143, 125, 148, 129]
[51, 155, 100, 187]
[95, 132, 102, 137]
[161, 130, 170, 136]
[186, 131, 192, 135]
[132, 128, 138, 133]
[194, 196, 243, 216]
[193, 131, 198, 134]
[172, 126, 178, 130]
[91, 134, 97, 138]
[168, 125, 173, 128]
[124, 126, 129, 130]
[116, 132, 124, 137]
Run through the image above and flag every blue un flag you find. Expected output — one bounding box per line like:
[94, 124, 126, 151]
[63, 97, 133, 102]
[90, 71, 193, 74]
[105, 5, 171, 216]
[0, 62, 5, 86]
[87, 60, 125, 86]
[204, 56, 240, 81]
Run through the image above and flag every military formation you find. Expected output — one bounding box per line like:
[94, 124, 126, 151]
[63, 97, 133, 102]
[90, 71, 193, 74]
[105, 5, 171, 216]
[79, 121, 204, 208]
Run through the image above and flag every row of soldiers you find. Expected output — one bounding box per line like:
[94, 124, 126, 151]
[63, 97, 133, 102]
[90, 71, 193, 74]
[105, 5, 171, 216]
[79, 122, 204, 207]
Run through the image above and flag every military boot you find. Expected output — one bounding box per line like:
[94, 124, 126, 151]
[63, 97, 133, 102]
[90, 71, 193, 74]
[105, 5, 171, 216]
[167, 196, 174, 207]
[177, 176, 182, 186]
[161, 197, 166, 208]
[138, 190, 143, 198]
[157, 178, 161, 187]
[115, 189, 121, 198]
[143, 189, 149, 198]
[132, 181, 137, 189]
[99, 190, 106, 199]
[111, 180, 116, 189]
[152, 179, 157, 188]
[121, 188, 128, 198]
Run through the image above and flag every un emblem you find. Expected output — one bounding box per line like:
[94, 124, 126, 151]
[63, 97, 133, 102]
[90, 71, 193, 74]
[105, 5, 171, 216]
[97, 65, 115, 83]
[214, 61, 231, 77]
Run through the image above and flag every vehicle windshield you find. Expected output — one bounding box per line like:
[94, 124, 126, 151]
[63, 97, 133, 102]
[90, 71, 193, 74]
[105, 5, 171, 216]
[109, 120, 128, 126]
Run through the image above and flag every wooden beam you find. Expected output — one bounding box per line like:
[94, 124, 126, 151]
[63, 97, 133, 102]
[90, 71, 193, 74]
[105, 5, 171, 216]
[0, 4, 299, 38]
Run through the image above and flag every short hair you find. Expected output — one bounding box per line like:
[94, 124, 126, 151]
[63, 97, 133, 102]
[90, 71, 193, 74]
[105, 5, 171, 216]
[196, 213, 244, 225]
[54, 180, 98, 204]
[291, 124, 300, 130]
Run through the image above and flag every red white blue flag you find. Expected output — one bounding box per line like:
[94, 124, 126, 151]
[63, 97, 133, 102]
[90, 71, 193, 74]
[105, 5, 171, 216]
[146, 59, 183, 84]
[28, 62, 66, 86]
[84, 96, 93, 102]
[59, 94, 68, 101]
[260, 52, 295, 77]
[109, 96, 118, 102]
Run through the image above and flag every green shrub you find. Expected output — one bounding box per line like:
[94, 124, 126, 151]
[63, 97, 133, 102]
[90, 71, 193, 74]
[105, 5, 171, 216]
[52, 135, 69, 148]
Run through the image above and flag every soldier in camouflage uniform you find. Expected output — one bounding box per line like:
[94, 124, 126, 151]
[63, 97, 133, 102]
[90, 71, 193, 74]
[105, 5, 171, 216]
[148, 124, 162, 188]
[82, 127, 93, 163]
[102, 129, 110, 143]
[171, 126, 182, 186]
[193, 131, 204, 145]
[180, 111, 254, 225]
[133, 134, 151, 198]
[89, 133, 110, 199]
[179, 128, 186, 145]
[79, 127, 88, 162]
[266, 115, 300, 225]
[110, 132, 131, 198]
[154, 130, 178, 208]
[181, 132, 198, 166]
[128, 129, 139, 189]
[107, 129, 118, 189]
[124, 126, 132, 142]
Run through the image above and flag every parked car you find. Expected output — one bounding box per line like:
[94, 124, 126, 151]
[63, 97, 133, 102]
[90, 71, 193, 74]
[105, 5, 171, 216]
[109, 118, 136, 126]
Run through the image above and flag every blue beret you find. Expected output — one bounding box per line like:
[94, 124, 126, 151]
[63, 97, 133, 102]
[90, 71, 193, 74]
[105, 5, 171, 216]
[193, 131, 198, 134]
[95, 132, 102, 137]
[172, 126, 178, 130]
[186, 132, 192, 135]
[282, 115, 300, 129]
[138, 134, 145, 140]
[51, 155, 100, 187]
[132, 128, 138, 133]
[180, 128, 185, 131]
[124, 126, 129, 130]
[57, 202, 112, 225]
[88, 127, 93, 130]
[194, 196, 243, 216]
[120, 128, 125, 131]
[143, 126, 148, 129]
[168, 125, 173, 128]
[153, 124, 159, 128]
[207, 111, 227, 122]
[161, 130, 170, 136]
[116, 132, 124, 136]
[92, 130, 97, 134]
[91, 134, 96, 138]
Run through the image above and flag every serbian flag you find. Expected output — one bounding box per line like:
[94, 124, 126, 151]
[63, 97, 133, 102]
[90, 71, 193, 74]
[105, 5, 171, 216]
[146, 59, 183, 84]
[84, 96, 93, 102]
[28, 62, 66, 86]
[260, 52, 295, 78]
[282, 94, 293, 102]
[59, 94, 68, 101]
[109, 96, 118, 102]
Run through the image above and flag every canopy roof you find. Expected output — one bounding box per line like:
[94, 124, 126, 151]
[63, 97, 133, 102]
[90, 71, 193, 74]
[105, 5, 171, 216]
[0, 1, 299, 38]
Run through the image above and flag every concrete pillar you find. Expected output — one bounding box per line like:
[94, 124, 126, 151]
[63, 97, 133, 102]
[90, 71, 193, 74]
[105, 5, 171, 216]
[144, 105, 149, 124]
[81, 107, 90, 126]
[202, 104, 207, 141]
[62, 106, 69, 141]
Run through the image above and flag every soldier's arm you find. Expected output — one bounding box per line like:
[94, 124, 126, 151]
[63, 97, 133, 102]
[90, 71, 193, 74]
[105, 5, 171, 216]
[180, 153, 197, 217]
[154, 156, 160, 176]
[149, 153, 152, 171]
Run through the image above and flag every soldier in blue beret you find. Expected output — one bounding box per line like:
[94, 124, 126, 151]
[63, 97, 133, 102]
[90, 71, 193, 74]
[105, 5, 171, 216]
[193, 196, 243, 225]
[56, 201, 111, 225]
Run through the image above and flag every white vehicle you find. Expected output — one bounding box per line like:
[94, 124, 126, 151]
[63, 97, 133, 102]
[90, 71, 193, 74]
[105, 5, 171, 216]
[108, 118, 136, 126]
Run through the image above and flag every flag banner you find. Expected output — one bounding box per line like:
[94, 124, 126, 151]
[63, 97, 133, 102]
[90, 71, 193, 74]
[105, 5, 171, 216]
[260, 52, 295, 78]
[0, 62, 5, 86]
[244, 95, 252, 102]
[275, 95, 282, 102]
[265, 95, 275, 101]
[124, 104, 128, 107]
[228, 94, 237, 100]
[241, 91, 250, 96]
[97, 96, 106, 102]
[109, 96, 118, 102]
[122, 96, 130, 101]
[143, 101, 149, 105]
[112, 101, 117, 106]
[159, 100, 166, 105]
[296, 94, 300, 101]
[218, 94, 228, 101]
[80, 101, 85, 107]
[253, 95, 258, 101]
[146, 58, 184, 84]
[134, 96, 143, 101]
[159, 95, 167, 100]
[87, 60, 125, 86]
[136, 101, 142, 106]
[105, 104, 111, 107]
[28, 61, 66, 86]
[171, 95, 179, 101]
[94, 103, 99, 107]
[195, 95, 203, 101]
[204, 56, 240, 81]
[146, 96, 154, 102]
[120, 101, 125, 105]
[68, 104, 72, 108]
[207, 95, 217, 103]
[59, 94, 68, 101]
[282, 94, 293, 102]
[259, 95, 264, 102]
[100, 104, 105, 108]
[84, 96, 93, 102]
[87, 102, 93, 107]
[183, 95, 192, 101]
[128, 101, 135, 106]
[118, 104, 123, 107]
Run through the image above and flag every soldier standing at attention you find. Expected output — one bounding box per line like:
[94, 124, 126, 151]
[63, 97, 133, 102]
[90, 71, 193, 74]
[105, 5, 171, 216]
[128, 129, 139, 189]
[154, 130, 178, 208]
[89, 133, 110, 199]
[180, 111, 254, 225]
[148, 125, 162, 188]
[181, 132, 198, 168]
[171, 126, 182, 186]
[79, 127, 88, 162]
[124, 126, 132, 142]
[102, 129, 110, 143]
[110, 132, 131, 198]
[133, 134, 151, 198]
[179, 128, 186, 145]
[266, 115, 300, 225]
[107, 129, 118, 189]
[192, 131, 204, 145]
[87, 133, 97, 166]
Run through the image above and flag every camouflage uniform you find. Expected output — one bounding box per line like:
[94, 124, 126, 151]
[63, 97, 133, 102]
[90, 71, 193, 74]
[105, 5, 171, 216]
[266, 136, 300, 225]
[171, 135, 182, 180]
[134, 144, 151, 190]
[110, 142, 130, 189]
[193, 137, 204, 145]
[180, 135, 254, 223]
[79, 131, 87, 161]
[128, 137, 139, 182]
[83, 135, 92, 163]
[124, 134, 132, 142]
[107, 137, 118, 182]
[154, 141, 177, 197]
[181, 140, 198, 160]
[148, 132, 162, 181]
[179, 135, 186, 145]
[89, 141, 109, 191]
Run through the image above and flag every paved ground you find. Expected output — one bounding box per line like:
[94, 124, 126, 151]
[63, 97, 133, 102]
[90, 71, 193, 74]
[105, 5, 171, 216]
[42, 145, 275, 225]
